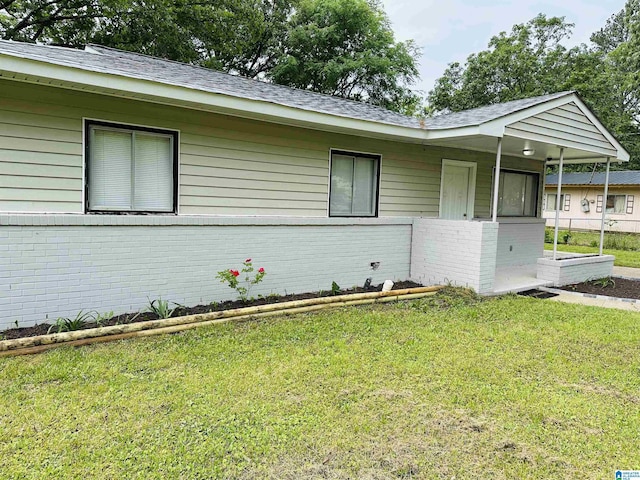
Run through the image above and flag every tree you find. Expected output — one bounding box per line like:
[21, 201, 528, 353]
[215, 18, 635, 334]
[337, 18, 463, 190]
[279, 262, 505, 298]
[427, 11, 640, 168]
[267, 0, 421, 113]
[1, 0, 421, 113]
[427, 15, 581, 113]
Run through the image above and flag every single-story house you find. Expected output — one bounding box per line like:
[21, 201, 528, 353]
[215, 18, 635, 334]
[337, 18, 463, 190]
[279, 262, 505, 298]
[0, 40, 630, 330]
[544, 171, 640, 233]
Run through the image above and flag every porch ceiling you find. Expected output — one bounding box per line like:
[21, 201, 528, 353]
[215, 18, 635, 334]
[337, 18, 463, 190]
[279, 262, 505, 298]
[424, 134, 620, 165]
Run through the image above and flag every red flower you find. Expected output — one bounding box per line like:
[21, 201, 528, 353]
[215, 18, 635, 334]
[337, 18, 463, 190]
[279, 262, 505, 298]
[230, 269, 240, 277]
[258, 267, 265, 273]
[245, 258, 252, 263]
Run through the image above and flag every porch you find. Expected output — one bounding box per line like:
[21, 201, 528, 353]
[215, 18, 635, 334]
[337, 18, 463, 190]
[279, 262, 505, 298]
[413, 92, 628, 294]
[410, 217, 615, 295]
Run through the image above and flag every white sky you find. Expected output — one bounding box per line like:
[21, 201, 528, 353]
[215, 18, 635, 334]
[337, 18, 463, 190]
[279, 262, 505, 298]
[380, 0, 627, 96]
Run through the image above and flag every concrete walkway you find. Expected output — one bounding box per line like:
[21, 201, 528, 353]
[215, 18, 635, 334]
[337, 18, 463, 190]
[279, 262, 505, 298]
[547, 291, 640, 312]
[613, 266, 640, 279]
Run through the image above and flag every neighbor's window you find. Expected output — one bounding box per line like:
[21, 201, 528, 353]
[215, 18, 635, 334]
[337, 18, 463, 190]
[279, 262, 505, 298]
[606, 194, 626, 214]
[496, 170, 539, 217]
[86, 121, 177, 213]
[329, 151, 380, 216]
[545, 193, 569, 211]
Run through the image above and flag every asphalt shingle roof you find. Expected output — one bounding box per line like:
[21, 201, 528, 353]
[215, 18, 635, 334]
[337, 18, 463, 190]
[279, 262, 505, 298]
[0, 40, 573, 131]
[424, 92, 573, 129]
[546, 171, 640, 186]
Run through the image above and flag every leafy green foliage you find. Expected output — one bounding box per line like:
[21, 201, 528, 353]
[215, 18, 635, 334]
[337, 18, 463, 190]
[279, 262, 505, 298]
[146, 298, 177, 319]
[330, 281, 341, 296]
[590, 276, 616, 288]
[95, 311, 114, 327]
[427, 8, 640, 168]
[0, 0, 420, 113]
[270, 0, 420, 113]
[47, 310, 96, 334]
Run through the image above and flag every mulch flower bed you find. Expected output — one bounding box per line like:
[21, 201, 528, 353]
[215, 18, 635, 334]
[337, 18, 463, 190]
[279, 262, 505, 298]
[559, 277, 640, 300]
[2, 281, 422, 341]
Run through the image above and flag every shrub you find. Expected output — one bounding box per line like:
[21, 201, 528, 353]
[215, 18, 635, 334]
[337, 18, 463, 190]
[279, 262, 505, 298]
[217, 258, 266, 302]
[47, 310, 96, 334]
[147, 298, 177, 319]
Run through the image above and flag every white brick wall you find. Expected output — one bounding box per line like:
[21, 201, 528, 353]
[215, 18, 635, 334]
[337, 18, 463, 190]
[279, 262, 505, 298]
[1, 217, 412, 330]
[410, 219, 499, 294]
[537, 255, 615, 286]
[496, 220, 546, 268]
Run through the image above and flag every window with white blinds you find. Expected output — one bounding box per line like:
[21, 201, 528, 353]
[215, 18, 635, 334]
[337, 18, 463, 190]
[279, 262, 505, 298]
[329, 151, 380, 217]
[87, 122, 176, 213]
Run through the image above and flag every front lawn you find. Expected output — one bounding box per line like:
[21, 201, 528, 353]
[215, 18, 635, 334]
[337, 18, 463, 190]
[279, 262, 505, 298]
[1, 291, 639, 479]
[544, 243, 640, 267]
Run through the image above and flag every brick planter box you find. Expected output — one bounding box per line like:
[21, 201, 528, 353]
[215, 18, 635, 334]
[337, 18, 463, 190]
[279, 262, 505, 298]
[537, 254, 615, 286]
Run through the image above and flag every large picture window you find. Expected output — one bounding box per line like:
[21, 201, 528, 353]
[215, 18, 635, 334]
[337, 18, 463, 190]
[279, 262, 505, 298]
[86, 121, 178, 213]
[496, 170, 539, 217]
[329, 151, 380, 217]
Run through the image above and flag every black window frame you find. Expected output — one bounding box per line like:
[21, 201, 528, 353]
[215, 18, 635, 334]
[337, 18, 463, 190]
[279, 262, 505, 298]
[328, 149, 381, 218]
[84, 120, 179, 215]
[494, 168, 540, 218]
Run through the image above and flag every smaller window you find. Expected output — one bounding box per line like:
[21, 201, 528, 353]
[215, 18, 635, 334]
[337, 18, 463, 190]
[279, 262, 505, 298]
[329, 151, 380, 217]
[496, 170, 539, 217]
[545, 193, 566, 212]
[86, 121, 178, 213]
[606, 194, 627, 214]
[545, 193, 570, 211]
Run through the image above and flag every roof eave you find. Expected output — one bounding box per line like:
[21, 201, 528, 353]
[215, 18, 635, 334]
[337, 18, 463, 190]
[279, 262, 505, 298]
[0, 53, 428, 143]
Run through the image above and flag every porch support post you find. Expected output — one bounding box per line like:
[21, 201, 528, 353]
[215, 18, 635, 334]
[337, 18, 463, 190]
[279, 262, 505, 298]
[599, 158, 611, 256]
[491, 137, 503, 222]
[552, 147, 565, 260]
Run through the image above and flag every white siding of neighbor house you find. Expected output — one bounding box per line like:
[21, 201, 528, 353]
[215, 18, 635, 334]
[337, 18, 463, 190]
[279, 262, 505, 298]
[505, 102, 618, 157]
[543, 185, 640, 233]
[0, 79, 542, 217]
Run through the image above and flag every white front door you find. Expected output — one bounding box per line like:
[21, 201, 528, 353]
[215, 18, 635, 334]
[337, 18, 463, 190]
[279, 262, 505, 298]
[439, 160, 476, 220]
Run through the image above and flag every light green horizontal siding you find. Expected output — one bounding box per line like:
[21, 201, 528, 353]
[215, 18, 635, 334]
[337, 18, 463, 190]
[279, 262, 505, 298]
[0, 78, 543, 216]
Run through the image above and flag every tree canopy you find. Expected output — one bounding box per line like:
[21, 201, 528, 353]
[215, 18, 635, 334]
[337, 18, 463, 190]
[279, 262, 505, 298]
[427, 5, 640, 168]
[0, 0, 420, 113]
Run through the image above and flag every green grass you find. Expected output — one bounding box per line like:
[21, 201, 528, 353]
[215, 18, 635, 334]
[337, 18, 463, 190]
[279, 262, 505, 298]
[2, 291, 639, 479]
[544, 243, 640, 267]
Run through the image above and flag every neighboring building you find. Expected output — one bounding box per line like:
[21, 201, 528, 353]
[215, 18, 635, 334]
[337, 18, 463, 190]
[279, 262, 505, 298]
[0, 41, 630, 330]
[544, 171, 640, 233]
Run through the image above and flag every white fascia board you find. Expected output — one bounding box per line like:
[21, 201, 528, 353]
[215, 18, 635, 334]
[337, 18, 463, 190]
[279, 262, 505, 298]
[0, 54, 427, 143]
[423, 125, 483, 140]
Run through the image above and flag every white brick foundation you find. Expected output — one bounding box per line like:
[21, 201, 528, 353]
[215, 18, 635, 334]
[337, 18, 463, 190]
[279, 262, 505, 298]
[1, 216, 412, 330]
[410, 219, 499, 294]
[537, 255, 615, 286]
[496, 219, 545, 268]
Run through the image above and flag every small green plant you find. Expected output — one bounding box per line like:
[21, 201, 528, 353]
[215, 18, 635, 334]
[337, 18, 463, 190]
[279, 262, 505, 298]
[147, 298, 177, 319]
[590, 277, 615, 288]
[216, 258, 266, 302]
[562, 232, 572, 245]
[47, 310, 96, 334]
[331, 281, 341, 296]
[95, 311, 114, 327]
[13, 320, 19, 329]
